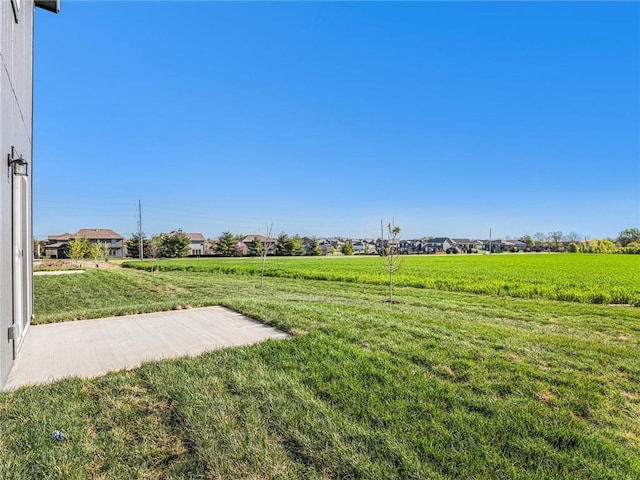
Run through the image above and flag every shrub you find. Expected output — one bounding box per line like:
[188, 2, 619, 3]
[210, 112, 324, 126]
[567, 242, 579, 253]
[621, 242, 640, 254]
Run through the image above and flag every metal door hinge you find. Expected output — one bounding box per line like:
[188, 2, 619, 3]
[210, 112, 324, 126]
[8, 325, 18, 340]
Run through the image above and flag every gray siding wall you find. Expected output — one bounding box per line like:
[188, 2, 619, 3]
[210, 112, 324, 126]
[87, 238, 125, 257]
[1, 0, 35, 388]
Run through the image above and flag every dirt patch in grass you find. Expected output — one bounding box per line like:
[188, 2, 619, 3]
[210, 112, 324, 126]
[37, 259, 123, 270]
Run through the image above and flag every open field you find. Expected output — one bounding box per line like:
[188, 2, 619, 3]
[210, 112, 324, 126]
[0, 266, 637, 478]
[124, 253, 640, 306]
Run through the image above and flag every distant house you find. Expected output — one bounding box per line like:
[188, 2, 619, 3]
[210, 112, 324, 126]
[480, 239, 527, 253]
[309, 237, 344, 255]
[400, 239, 422, 254]
[302, 237, 323, 255]
[375, 238, 398, 254]
[44, 233, 71, 259]
[185, 233, 205, 256]
[318, 238, 335, 255]
[76, 229, 125, 257]
[361, 238, 377, 254]
[323, 238, 377, 255]
[352, 240, 367, 254]
[452, 238, 475, 253]
[239, 235, 277, 256]
[159, 231, 206, 257]
[329, 238, 347, 253]
[45, 229, 125, 258]
[301, 237, 318, 255]
[501, 240, 527, 252]
[424, 237, 454, 253]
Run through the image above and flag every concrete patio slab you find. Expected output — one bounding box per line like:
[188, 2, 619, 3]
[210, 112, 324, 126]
[3, 306, 289, 391]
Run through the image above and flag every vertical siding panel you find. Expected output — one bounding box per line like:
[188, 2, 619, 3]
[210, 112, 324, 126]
[0, 0, 35, 388]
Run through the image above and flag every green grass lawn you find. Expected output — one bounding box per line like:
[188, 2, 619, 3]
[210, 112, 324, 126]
[1, 263, 639, 478]
[123, 253, 640, 305]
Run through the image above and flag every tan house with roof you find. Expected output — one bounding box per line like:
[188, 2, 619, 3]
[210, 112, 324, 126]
[45, 228, 125, 258]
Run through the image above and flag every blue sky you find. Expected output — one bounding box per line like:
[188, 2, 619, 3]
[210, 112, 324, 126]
[33, 1, 639, 241]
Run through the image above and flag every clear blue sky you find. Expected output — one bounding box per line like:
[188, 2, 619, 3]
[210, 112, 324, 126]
[33, 1, 639, 241]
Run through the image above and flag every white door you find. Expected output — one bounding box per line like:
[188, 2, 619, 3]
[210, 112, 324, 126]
[12, 173, 28, 356]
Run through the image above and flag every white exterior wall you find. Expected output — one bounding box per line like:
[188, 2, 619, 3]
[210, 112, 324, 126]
[189, 241, 204, 256]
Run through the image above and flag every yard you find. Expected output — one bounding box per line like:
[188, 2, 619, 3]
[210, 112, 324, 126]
[123, 253, 640, 306]
[1, 255, 639, 478]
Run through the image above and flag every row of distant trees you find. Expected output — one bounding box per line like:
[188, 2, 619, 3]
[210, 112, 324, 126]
[126, 231, 191, 259]
[215, 232, 357, 257]
[518, 228, 640, 254]
[213, 232, 315, 257]
[213, 228, 640, 257]
[125, 227, 640, 260]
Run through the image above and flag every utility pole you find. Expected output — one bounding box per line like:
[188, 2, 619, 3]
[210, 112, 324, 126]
[488, 228, 492, 254]
[138, 200, 143, 260]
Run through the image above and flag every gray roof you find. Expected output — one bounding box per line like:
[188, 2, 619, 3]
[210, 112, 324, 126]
[426, 237, 452, 243]
[45, 242, 68, 249]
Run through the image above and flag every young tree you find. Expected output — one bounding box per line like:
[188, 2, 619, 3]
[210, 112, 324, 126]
[308, 236, 321, 256]
[258, 223, 276, 288]
[214, 231, 238, 257]
[533, 232, 548, 250]
[341, 241, 354, 256]
[381, 222, 403, 302]
[291, 235, 305, 256]
[148, 236, 160, 272]
[549, 231, 563, 252]
[248, 237, 265, 257]
[563, 232, 581, 243]
[90, 241, 109, 266]
[68, 237, 89, 267]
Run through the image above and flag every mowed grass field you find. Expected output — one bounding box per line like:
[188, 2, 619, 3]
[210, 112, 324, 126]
[0, 254, 638, 478]
[124, 253, 640, 306]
